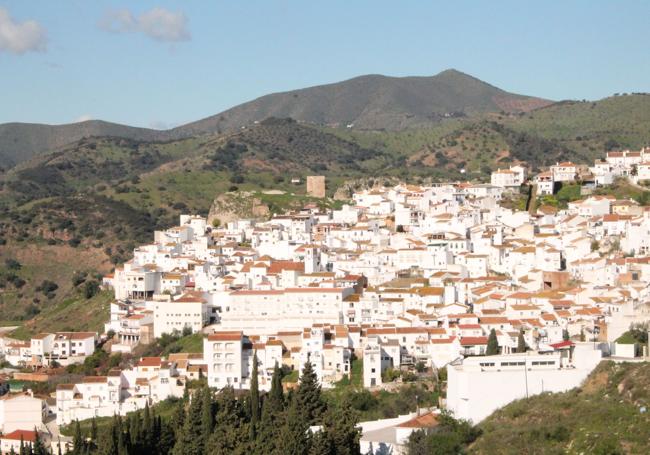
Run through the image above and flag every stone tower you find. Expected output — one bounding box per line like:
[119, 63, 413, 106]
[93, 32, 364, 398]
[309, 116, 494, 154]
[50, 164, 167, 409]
[306, 175, 326, 198]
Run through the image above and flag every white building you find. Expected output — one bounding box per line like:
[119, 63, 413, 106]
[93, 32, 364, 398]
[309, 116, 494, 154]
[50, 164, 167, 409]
[446, 343, 602, 423]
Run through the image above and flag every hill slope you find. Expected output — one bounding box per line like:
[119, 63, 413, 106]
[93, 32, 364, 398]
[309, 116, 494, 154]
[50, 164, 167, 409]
[176, 69, 552, 134]
[0, 120, 187, 169]
[470, 361, 650, 454]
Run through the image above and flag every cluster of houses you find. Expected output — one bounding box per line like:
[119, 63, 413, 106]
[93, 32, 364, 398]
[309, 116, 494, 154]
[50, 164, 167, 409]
[491, 147, 650, 195]
[4, 148, 650, 452]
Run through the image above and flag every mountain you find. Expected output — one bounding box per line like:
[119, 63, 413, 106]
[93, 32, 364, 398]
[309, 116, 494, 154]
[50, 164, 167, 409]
[0, 120, 183, 169]
[175, 69, 552, 135]
[0, 70, 551, 168]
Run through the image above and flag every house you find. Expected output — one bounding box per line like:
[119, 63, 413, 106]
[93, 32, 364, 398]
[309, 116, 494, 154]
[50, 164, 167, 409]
[0, 392, 45, 434]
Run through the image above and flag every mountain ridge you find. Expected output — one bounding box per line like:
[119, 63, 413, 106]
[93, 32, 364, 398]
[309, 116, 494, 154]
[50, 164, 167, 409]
[0, 69, 552, 168]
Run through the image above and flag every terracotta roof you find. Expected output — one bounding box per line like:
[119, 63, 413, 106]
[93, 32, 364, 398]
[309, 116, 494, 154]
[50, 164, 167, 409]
[207, 331, 242, 341]
[137, 357, 162, 367]
[396, 412, 439, 429]
[1, 430, 37, 442]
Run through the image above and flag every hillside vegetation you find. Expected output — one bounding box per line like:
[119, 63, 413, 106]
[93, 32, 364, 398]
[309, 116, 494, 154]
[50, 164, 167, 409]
[470, 361, 650, 454]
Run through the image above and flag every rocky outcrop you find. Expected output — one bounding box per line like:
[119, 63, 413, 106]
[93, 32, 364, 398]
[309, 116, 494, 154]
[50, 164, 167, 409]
[207, 191, 271, 226]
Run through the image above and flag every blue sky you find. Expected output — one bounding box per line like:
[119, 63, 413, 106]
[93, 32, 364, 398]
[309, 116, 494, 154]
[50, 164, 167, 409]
[1, 0, 649, 128]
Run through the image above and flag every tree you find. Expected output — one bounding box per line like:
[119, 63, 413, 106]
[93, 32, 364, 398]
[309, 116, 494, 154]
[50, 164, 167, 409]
[486, 329, 499, 355]
[84, 280, 100, 299]
[207, 387, 251, 454]
[278, 395, 312, 455]
[405, 411, 480, 455]
[201, 387, 214, 452]
[256, 364, 286, 453]
[72, 420, 84, 455]
[172, 389, 205, 455]
[32, 429, 47, 455]
[250, 352, 260, 428]
[296, 361, 326, 425]
[311, 398, 360, 455]
[516, 329, 526, 353]
[562, 329, 570, 341]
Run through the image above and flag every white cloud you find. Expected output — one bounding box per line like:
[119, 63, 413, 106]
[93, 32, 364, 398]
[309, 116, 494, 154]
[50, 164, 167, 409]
[74, 114, 93, 123]
[0, 7, 47, 55]
[99, 7, 190, 43]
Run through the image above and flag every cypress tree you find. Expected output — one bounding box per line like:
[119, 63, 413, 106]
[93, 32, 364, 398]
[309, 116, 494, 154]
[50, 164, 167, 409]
[98, 416, 118, 455]
[91, 417, 98, 442]
[172, 389, 205, 455]
[32, 429, 47, 455]
[250, 352, 260, 427]
[255, 364, 286, 453]
[517, 329, 526, 353]
[158, 416, 176, 455]
[486, 328, 499, 355]
[201, 387, 214, 452]
[170, 398, 185, 438]
[133, 411, 143, 447]
[72, 420, 84, 455]
[296, 360, 326, 425]
[143, 403, 154, 454]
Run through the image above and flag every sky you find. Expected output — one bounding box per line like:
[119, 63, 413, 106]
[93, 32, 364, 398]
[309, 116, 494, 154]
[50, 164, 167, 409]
[1, 0, 650, 128]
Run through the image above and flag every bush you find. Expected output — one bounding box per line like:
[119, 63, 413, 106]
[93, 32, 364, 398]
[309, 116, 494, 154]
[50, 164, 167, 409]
[382, 368, 401, 383]
[4, 258, 21, 270]
[84, 281, 100, 299]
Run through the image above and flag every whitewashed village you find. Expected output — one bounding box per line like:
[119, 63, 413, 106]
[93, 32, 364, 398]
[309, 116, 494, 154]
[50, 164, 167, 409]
[3, 148, 650, 454]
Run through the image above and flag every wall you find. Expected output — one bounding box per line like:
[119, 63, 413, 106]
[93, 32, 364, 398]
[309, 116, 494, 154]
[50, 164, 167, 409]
[446, 347, 602, 423]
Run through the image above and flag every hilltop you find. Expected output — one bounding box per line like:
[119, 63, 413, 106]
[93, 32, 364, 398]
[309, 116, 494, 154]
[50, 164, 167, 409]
[176, 69, 551, 134]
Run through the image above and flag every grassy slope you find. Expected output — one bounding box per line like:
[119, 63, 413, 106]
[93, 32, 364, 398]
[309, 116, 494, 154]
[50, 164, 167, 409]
[471, 361, 650, 454]
[0, 243, 110, 323]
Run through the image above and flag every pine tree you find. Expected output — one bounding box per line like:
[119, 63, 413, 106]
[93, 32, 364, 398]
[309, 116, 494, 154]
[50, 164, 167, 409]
[516, 329, 526, 353]
[297, 360, 326, 425]
[486, 328, 499, 355]
[250, 352, 260, 427]
[313, 399, 360, 455]
[277, 394, 311, 455]
[172, 389, 205, 455]
[207, 387, 252, 454]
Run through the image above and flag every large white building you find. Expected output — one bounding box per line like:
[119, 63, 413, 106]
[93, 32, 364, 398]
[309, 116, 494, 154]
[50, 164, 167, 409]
[446, 343, 602, 423]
